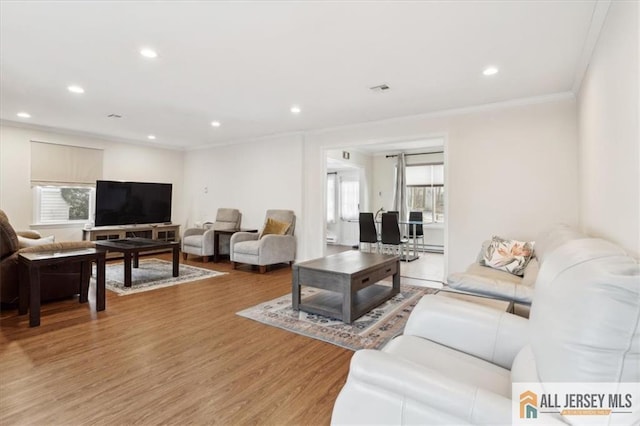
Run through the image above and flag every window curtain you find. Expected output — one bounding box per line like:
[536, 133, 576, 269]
[340, 176, 359, 221]
[31, 141, 103, 186]
[393, 153, 408, 223]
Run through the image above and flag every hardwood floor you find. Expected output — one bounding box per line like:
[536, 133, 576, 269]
[0, 254, 353, 425]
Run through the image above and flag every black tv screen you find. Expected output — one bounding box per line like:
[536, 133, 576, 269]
[95, 180, 172, 227]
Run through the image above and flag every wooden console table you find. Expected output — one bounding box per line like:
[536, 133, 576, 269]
[19, 248, 106, 327]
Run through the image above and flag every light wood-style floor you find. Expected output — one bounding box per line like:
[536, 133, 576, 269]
[0, 254, 353, 425]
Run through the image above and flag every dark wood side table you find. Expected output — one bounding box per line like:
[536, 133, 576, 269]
[19, 248, 106, 327]
[213, 229, 258, 262]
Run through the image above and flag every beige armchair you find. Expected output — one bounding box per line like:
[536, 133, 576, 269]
[230, 209, 296, 273]
[182, 208, 241, 261]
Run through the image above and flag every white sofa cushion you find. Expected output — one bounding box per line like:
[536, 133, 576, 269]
[384, 335, 512, 397]
[530, 237, 640, 382]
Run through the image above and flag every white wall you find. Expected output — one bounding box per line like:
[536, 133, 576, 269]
[182, 133, 303, 251]
[303, 97, 579, 274]
[0, 124, 185, 241]
[578, 0, 640, 258]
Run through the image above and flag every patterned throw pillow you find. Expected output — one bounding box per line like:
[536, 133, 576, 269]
[480, 236, 535, 276]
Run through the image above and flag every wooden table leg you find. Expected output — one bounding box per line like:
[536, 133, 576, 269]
[29, 266, 41, 327]
[133, 252, 139, 268]
[213, 231, 220, 263]
[96, 253, 106, 311]
[343, 278, 352, 324]
[392, 259, 401, 295]
[124, 252, 132, 287]
[172, 246, 179, 277]
[79, 260, 90, 303]
[292, 267, 300, 311]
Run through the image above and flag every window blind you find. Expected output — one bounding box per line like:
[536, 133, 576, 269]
[406, 164, 444, 187]
[30, 141, 103, 186]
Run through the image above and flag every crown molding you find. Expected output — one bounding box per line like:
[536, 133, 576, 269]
[0, 119, 186, 151]
[572, 0, 612, 94]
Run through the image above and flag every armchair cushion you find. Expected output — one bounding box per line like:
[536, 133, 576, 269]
[260, 218, 290, 238]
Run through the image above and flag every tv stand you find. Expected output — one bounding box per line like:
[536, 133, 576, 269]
[83, 224, 180, 257]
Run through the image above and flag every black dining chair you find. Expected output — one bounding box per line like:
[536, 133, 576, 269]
[380, 212, 408, 258]
[358, 212, 379, 253]
[408, 211, 425, 252]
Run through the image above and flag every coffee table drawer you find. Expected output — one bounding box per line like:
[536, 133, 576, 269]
[352, 261, 398, 292]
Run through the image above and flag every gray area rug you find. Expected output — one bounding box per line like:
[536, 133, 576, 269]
[237, 285, 438, 351]
[93, 258, 226, 295]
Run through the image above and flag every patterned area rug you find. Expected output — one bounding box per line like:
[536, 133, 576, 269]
[237, 284, 438, 351]
[93, 258, 226, 295]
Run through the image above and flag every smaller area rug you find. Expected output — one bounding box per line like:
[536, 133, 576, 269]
[94, 258, 226, 295]
[237, 284, 438, 351]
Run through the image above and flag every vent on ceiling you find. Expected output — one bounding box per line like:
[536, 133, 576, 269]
[107, 113, 122, 118]
[370, 83, 390, 92]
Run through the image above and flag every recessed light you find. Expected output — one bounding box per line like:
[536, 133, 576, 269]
[210, 121, 221, 127]
[290, 105, 301, 114]
[483, 66, 499, 76]
[16, 112, 31, 118]
[140, 48, 158, 59]
[67, 85, 85, 94]
[147, 135, 156, 140]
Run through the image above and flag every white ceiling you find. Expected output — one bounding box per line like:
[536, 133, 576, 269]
[1, 1, 600, 150]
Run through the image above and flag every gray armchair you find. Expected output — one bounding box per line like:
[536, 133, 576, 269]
[182, 208, 241, 261]
[230, 209, 296, 273]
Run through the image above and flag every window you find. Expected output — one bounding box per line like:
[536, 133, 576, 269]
[34, 186, 95, 224]
[30, 141, 103, 225]
[339, 176, 359, 221]
[406, 164, 444, 224]
[327, 173, 337, 223]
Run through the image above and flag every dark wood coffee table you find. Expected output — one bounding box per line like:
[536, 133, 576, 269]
[94, 238, 179, 287]
[292, 251, 400, 324]
[19, 248, 106, 327]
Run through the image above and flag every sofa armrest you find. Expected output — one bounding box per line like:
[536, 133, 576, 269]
[447, 264, 534, 304]
[16, 230, 42, 239]
[332, 349, 512, 425]
[258, 234, 296, 263]
[183, 228, 205, 238]
[230, 231, 259, 245]
[19, 241, 95, 254]
[404, 295, 529, 369]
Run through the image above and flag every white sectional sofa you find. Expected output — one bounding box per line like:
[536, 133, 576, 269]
[331, 226, 639, 425]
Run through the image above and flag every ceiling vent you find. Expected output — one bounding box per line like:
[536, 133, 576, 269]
[107, 113, 122, 118]
[369, 83, 390, 92]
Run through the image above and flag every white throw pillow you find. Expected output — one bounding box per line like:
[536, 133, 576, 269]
[18, 235, 55, 248]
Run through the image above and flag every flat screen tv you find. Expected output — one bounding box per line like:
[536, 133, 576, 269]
[95, 180, 172, 227]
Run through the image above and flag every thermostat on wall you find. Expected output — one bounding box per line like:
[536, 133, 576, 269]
[342, 151, 350, 160]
